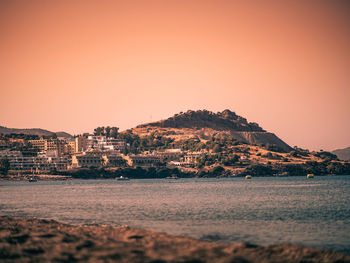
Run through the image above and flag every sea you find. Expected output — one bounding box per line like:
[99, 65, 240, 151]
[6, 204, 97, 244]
[1, 176, 349, 254]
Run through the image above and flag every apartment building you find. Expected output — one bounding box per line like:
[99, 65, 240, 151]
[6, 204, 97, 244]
[86, 135, 126, 152]
[152, 148, 182, 161]
[64, 140, 76, 154]
[75, 135, 88, 153]
[128, 154, 161, 167]
[102, 153, 126, 167]
[183, 152, 205, 164]
[0, 150, 69, 171]
[71, 152, 103, 168]
[34, 157, 70, 171]
[28, 138, 65, 155]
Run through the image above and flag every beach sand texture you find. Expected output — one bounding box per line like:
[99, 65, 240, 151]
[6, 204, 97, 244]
[0, 216, 349, 263]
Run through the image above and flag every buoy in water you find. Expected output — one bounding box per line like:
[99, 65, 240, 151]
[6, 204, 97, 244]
[307, 174, 314, 179]
[245, 175, 252, 179]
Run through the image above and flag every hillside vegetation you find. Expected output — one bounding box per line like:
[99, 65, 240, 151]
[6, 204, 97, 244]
[115, 109, 350, 176]
[132, 110, 292, 152]
[137, 109, 264, 131]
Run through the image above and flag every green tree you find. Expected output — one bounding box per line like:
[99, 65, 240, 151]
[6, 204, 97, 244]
[222, 154, 239, 166]
[94, 127, 105, 136]
[0, 158, 10, 175]
[110, 127, 119, 138]
[211, 166, 225, 176]
[105, 126, 111, 137]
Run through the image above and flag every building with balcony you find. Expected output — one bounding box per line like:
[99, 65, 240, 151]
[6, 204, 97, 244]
[0, 150, 70, 172]
[183, 152, 205, 165]
[128, 154, 161, 167]
[28, 138, 65, 156]
[71, 152, 103, 168]
[64, 140, 76, 154]
[102, 153, 126, 167]
[86, 135, 126, 152]
[152, 148, 182, 161]
[75, 135, 88, 153]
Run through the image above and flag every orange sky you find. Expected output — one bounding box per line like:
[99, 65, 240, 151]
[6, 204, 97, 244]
[1, 0, 349, 151]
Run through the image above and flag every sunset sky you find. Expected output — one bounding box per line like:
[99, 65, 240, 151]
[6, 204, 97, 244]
[1, 0, 349, 151]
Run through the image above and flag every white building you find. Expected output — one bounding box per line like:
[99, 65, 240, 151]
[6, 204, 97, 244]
[183, 152, 204, 164]
[86, 136, 126, 152]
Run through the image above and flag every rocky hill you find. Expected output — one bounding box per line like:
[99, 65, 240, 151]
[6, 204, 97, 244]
[332, 146, 350, 161]
[0, 126, 72, 138]
[137, 109, 264, 132]
[133, 110, 292, 152]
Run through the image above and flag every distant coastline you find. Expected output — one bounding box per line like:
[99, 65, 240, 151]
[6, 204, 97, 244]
[2, 166, 350, 182]
[1, 110, 350, 180]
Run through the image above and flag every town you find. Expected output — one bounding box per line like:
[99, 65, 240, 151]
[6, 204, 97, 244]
[0, 134, 190, 173]
[0, 128, 246, 177]
[1, 121, 349, 179]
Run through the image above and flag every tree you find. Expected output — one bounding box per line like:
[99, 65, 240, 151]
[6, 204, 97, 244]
[246, 164, 274, 176]
[222, 154, 239, 166]
[110, 127, 119, 138]
[105, 126, 111, 137]
[93, 126, 119, 138]
[314, 151, 338, 161]
[211, 166, 225, 176]
[0, 158, 10, 175]
[94, 127, 105, 136]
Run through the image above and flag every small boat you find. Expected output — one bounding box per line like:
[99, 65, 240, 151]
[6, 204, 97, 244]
[28, 178, 37, 182]
[166, 175, 179, 179]
[117, 176, 130, 181]
[245, 175, 252, 179]
[274, 172, 289, 177]
[307, 174, 314, 179]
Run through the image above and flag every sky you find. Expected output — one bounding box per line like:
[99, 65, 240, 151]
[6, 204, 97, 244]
[1, 0, 349, 151]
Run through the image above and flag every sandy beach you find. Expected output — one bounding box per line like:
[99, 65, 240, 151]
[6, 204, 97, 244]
[0, 216, 349, 263]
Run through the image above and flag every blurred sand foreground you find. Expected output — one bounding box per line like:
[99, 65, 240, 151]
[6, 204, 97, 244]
[0, 217, 349, 263]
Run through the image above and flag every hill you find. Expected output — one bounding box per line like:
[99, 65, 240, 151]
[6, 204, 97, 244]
[55, 131, 73, 138]
[132, 110, 292, 152]
[0, 126, 72, 138]
[137, 109, 264, 131]
[332, 146, 350, 161]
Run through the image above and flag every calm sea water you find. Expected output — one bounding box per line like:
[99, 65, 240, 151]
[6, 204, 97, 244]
[1, 176, 350, 253]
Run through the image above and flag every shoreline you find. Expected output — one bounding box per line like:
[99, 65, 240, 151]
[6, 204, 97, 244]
[1, 173, 349, 182]
[1, 216, 349, 263]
